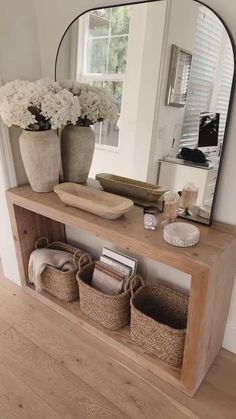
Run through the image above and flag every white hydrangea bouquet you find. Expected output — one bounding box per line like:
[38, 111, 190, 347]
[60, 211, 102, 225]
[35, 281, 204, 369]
[60, 80, 118, 127]
[0, 78, 83, 193]
[0, 78, 81, 130]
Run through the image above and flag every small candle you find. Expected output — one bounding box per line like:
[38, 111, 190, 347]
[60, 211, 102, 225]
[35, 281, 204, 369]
[143, 206, 159, 230]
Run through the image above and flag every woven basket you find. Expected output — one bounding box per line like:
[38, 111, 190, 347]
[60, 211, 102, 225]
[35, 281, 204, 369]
[77, 258, 142, 330]
[34, 237, 87, 302]
[130, 280, 189, 367]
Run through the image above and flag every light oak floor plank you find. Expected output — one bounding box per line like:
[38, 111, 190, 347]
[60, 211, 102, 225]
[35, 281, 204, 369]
[0, 360, 60, 419]
[0, 316, 10, 334]
[0, 276, 235, 418]
[0, 327, 128, 419]
[0, 282, 190, 419]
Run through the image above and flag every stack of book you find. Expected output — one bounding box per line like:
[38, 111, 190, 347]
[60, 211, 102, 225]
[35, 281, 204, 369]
[91, 247, 137, 295]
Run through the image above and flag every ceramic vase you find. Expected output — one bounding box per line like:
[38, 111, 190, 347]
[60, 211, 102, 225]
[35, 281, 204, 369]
[61, 125, 95, 183]
[19, 130, 61, 192]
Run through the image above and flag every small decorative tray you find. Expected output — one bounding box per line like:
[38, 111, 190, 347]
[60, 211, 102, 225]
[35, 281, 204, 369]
[54, 183, 133, 220]
[96, 173, 167, 202]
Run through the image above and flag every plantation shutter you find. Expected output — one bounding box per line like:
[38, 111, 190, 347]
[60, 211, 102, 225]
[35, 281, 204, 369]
[180, 6, 224, 149]
[215, 38, 234, 143]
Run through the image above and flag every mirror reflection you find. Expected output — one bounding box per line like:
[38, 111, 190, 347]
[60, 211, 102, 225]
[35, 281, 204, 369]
[56, 0, 234, 224]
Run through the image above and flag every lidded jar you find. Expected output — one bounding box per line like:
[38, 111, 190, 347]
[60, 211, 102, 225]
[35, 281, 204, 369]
[182, 183, 199, 216]
[163, 191, 180, 223]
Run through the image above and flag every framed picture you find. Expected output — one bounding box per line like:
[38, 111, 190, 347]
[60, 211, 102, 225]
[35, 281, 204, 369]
[166, 44, 192, 107]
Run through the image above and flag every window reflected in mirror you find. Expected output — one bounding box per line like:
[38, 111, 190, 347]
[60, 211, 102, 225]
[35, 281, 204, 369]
[72, 6, 131, 149]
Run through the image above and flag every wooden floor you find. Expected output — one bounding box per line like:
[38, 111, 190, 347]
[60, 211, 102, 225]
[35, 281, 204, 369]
[0, 273, 235, 418]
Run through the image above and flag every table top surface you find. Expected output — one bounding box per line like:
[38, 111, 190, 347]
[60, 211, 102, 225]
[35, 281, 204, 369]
[6, 184, 236, 275]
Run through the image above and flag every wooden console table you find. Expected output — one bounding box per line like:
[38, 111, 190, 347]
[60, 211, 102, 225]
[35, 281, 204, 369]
[6, 185, 236, 396]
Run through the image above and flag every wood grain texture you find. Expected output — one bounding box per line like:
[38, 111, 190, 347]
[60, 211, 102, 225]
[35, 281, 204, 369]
[54, 182, 134, 220]
[0, 316, 10, 334]
[0, 276, 235, 418]
[0, 327, 128, 419]
[0, 284, 186, 419]
[182, 237, 236, 392]
[0, 360, 60, 419]
[5, 184, 236, 397]
[7, 201, 65, 285]
[6, 185, 235, 274]
[181, 269, 209, 390]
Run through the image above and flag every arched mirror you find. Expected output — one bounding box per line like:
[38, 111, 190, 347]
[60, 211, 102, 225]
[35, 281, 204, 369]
[55, 0, 235, 225]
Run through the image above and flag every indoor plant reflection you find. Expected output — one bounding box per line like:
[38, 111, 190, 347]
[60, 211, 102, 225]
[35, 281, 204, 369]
[60, 81, 118, 183]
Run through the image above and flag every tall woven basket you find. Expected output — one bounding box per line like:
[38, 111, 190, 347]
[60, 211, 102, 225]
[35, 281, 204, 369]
[130, 280, 189, 367]
[34, 237, 87, 302]
[77, 258, 142, 330]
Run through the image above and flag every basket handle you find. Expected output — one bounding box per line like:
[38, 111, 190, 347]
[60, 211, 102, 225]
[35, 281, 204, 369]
[74, 252, 93, 271]
[34, 236, 49, 250]
[128, 274, 145, 296]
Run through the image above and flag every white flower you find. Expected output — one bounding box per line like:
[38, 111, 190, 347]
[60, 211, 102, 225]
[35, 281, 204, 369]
[60, 81, 118, 126]
[0, 78, 81, 130]
[41, 89, 81, 130]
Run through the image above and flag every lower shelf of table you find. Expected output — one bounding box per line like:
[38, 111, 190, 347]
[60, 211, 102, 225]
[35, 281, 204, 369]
[24, 284, 189, 394]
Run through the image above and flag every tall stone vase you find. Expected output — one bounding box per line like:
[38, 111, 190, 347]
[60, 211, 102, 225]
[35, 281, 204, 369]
[19, 130, 61, 192]
[61, 125, 95, 183]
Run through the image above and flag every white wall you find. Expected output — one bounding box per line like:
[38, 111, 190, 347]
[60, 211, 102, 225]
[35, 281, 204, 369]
[0, 0, 236, 352]
[132, 2, 167, 180]
[55, 29, 72, 81]
[0, 0, 42, 185]
[0, 0, 41, 83]
[0, 0, 40, 282]
[150, 0, 199, 172]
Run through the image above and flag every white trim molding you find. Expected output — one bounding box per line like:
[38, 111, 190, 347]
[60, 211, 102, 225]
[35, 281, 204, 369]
[0, 77, 19, 284]
[0, 119, 20, 285]
[0, 121, 17, 188]
[0, 76, 17, 189]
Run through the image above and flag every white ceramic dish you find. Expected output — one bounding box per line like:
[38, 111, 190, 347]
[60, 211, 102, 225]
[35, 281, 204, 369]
[96, 173, 167, 202]
[54, 183, 134, 220]
[163, 222, 200, 247]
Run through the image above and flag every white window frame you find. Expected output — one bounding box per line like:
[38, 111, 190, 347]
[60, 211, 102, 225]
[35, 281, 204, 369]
[74, 9, 130, 150]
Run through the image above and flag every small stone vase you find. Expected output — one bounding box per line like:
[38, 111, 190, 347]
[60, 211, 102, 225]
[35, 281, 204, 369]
[19, 130, 60, 192]
[61, 125, 95, 183]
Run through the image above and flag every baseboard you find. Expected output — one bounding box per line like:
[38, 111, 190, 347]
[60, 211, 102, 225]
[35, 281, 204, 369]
[223, 322, 236, 353]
